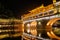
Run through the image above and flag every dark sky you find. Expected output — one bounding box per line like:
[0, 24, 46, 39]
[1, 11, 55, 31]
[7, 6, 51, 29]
[0, 0, 54, 18]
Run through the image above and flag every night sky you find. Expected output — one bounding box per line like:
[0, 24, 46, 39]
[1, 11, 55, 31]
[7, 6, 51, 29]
[0, 0, 54, 18]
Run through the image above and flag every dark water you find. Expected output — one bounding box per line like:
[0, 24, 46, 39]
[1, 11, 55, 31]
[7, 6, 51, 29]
[1, 36, 22, 40]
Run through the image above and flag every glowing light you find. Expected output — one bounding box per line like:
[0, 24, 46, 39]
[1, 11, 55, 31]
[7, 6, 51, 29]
[39, 34, 41, 37]
[54, 27, 57, 29]
[54, 8, 57, 13]
[55, 1, 60, 6]
[38, 22, 41, 25]
[23, 14, 60, 23]
[0, 30, 1, 32]
[53, 0, 56, 3]
[50, 15, 55, 19]
[27, 24, 30, 27]
[45, 16, 49, 19]
[31, 21, 37, 26]
[27, 29, 30, 33]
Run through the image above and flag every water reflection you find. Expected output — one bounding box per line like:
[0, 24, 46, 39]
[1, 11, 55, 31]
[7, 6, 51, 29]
[52, 20, 60, 37]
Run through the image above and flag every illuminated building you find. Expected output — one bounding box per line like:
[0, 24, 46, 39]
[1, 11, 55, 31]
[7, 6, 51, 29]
[21, 0, 60, 40]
